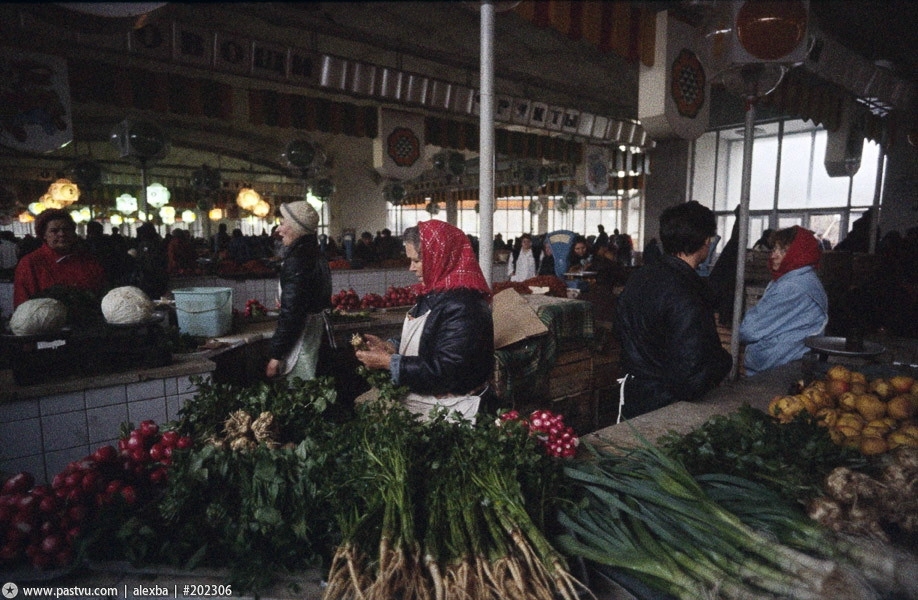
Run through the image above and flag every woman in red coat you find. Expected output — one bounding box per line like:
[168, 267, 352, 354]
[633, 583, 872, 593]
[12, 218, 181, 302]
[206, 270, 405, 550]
[14, 209, 105, 307]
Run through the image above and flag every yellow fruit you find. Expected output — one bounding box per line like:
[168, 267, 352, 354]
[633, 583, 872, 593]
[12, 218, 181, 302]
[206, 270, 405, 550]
[828, 428, 847, 444]
[865, 418, 893, 433]
[836, 412, 865, 430]
[887, 431, 918, 449]
[855, 394, 886, 421]
[861, 425, 888, 439]
[869, 378, 893, 399]
[837, 391, 858, 411]
[887, 395, 917, 421]
[826, 365, 851, 382]
[890, 375, 916, 394]
[850, 371, 867, 385]
[825, 378, 850, 399]
[816, 407, 839, 427]
[835, 424, 862, 439]
[897, 423, 918, 439]
[851, 382, 868, 394]
[859, 436, 888, 455]
[911, 382, 918, 395]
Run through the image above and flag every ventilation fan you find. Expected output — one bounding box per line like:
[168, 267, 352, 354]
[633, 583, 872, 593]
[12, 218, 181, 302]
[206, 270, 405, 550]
[191, 164, 222, 194]
[426, 201, 440, 215]
[68, 160, 102, 189]
[311, 178, 335, 200]
[562, 187, 582, 209]
[527, 198, 544, 215]
[284, 139, 319, 170]
[109, 119, 169, 162]
[384, 182, 407, 205]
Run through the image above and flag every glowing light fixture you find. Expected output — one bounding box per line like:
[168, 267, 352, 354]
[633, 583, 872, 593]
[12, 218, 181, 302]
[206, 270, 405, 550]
[19, 212, 34, 223]
[236, 187, 262, 211]
[208, 208, 224, 221]
[146, 182, 171, 209]
[41, 192, 63, 209]
[181, 210, 196, 222]
[252, 200, 271, 218]
[110, 214, 124, 226]
[28, 201, 46, 215]
[70, 208, 89, 223]
[48, 178, 80, 206]
[116, 193, 138, 214]
[159, 205, 176, 224]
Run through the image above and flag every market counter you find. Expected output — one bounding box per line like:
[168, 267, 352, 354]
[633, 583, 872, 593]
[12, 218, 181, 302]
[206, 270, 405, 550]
[582, 361, 792, 452]
[583, 333, 918, 452]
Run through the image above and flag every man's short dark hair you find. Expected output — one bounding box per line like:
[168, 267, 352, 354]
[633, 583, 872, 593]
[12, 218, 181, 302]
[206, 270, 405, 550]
[659, 201, 716, 256]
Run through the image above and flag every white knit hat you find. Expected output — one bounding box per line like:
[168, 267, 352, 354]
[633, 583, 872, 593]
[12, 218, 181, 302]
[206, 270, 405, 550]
[280, 201, 319, 235]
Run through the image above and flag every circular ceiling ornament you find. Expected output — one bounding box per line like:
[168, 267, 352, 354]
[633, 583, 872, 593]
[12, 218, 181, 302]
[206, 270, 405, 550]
[671, 49, 706, 119]
[386, 126, 421, 168]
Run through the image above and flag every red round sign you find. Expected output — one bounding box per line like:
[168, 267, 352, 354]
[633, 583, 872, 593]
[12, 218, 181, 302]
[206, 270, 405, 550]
[736, 0, 807, 61]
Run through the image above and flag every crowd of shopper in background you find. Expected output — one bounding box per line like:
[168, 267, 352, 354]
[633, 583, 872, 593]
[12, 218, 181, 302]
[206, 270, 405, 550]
[3, 210, 917, 342]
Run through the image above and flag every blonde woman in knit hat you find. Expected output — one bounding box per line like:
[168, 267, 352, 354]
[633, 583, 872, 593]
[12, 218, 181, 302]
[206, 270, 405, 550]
[265, 201, 332, 380]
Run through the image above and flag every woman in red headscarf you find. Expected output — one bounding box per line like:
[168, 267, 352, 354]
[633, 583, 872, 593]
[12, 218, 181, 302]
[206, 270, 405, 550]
[356, 221, 494, 421]
[739, 226, 828, 375]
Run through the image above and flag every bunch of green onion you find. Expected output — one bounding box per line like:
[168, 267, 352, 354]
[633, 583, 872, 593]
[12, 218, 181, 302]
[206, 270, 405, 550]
[555, 439, 880, 600]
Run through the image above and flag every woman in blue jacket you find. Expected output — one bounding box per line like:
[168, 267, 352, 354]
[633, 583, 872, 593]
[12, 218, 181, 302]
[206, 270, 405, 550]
[740, 226, 828, 376]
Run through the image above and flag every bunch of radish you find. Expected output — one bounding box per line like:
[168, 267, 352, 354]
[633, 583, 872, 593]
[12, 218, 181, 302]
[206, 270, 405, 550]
[381, 285, 417, 307]
[331, 288, 361, 311]
[499, 409, 580, 458]
[0, 420, 191, 570]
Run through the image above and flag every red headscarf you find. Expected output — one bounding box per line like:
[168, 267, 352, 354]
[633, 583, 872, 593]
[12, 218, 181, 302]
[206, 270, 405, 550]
[771, 226, 822, 280]
[417, 220, 491, 298]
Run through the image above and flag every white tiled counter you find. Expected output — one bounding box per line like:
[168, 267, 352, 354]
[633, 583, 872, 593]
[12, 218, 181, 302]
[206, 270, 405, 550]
[0, 358, 214, 483]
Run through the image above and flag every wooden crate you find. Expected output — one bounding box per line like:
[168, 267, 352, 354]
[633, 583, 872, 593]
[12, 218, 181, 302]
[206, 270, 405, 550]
[546, 347, 593, 398]
[592, 352, 621, 390]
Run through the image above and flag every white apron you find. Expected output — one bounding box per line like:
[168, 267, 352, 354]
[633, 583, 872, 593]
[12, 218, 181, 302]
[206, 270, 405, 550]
[399, 310, 481, 422]
[278, 281, 323, 380]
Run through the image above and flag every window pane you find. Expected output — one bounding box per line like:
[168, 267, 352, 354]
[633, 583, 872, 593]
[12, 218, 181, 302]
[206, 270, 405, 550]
[777, 131, 814, 209]
[808, 213, 842, 248]
[749, 137, 777, 210]
[692, 132, 718, 205]
[718, 138, 743, 211]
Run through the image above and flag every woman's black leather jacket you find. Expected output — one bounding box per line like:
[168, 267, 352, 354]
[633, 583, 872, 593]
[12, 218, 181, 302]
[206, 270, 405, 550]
[270, 235, 332, 360]
[394, 287, 493, 397]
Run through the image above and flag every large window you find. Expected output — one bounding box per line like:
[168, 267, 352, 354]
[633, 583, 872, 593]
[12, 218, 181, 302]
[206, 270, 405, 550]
[387, 190, 641, 249]
[691, 119, 881, 248]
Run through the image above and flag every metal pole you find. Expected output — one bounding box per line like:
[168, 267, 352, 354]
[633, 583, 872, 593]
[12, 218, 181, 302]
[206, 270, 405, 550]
[868, 144, 885, 254]
[728, 101, 755, 381]
[478, 0, 495, 285]
[140, 160, 149, 222]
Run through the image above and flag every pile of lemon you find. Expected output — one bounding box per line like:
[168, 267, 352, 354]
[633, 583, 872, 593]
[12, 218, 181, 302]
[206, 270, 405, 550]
[768, 366, 918, 455]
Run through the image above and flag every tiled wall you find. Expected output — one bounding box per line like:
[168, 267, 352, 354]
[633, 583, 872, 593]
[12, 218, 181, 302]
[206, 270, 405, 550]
[0, 374, 206, 483]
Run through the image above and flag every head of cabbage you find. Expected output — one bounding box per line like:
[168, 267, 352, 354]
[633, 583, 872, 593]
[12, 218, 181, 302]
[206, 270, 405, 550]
[9, 298, 69, 336]
[101, 286, 155, 325]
